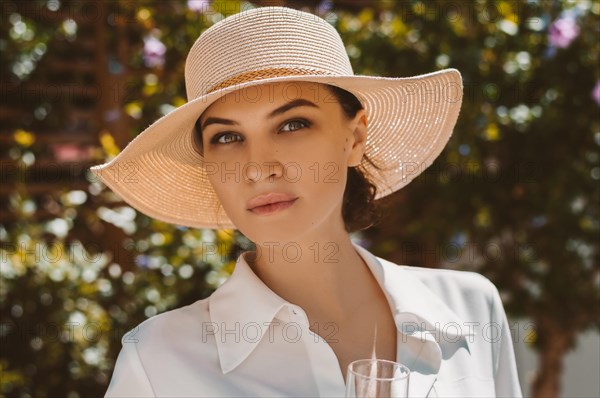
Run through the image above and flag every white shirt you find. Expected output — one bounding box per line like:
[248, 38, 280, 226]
[105, 241, 523, 397]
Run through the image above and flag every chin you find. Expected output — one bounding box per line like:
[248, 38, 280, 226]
[249, 231, 296, 246]
[241, 224, 301, 246]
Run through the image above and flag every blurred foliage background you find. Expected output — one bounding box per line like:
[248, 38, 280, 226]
[0, 0, 598, 397]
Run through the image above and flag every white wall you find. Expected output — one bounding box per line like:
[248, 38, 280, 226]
[511, 318, 600, 397]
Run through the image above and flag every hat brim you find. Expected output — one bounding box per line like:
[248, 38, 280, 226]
[89, 68, 463, 230]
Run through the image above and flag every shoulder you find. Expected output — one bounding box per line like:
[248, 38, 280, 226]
[379, 254, 497, 298]
[121, 298, 211, 346]
[402, 264, 497, 299]
[107, 298, 226, 395]
[376, 255, 501, 319]
[408, 265, 504, 317]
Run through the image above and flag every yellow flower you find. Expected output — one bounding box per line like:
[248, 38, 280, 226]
[99, 130, 120, 158]
[485, 123, 501, 141]
[13, 129, 35, 147]
[216, 229, 234, 244]
[222, 260, 236, 275]
[172, 96, 186, 107]
[525, 328, 537, 345]
[125, 102, 143, 119]
[475, 207, 491, 227]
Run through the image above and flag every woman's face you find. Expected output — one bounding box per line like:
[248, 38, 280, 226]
[199, 81, 367, 244]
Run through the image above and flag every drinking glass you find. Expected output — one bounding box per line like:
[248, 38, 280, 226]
[345, 359, 410, 398]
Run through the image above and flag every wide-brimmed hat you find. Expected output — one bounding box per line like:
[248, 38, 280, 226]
[89, 6, 463, 230]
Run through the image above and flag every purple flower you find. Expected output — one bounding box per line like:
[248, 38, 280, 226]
[143, 36, 166, 68]
[548, 16, 580, 49]
[316, 0, 333, 15]
[187, 0, 209, 13]
[593, 81, 600, 107]
[135, 255, 151, 269]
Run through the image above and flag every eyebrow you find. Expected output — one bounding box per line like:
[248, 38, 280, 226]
[200, 99, 319, 130]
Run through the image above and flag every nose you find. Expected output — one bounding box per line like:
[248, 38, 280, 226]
[243, 144, 284, 183]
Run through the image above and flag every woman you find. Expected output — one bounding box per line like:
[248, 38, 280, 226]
[91, 6, 523, 397]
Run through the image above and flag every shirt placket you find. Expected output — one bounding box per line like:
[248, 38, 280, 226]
[284, 305, 347, 397]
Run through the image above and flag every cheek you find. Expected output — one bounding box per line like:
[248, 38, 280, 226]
[289, 156, 348, 215]
[291, 142, 347, 186]
[207, 174, 238, 212]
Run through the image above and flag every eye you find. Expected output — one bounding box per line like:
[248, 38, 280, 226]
[280, 119, 310, 132]
[211, 132, 242, 145]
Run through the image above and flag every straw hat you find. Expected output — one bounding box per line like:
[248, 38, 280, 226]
[89, 6, 463, 230]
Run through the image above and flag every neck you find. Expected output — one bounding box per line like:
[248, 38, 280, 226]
[245, 234, 376, 323]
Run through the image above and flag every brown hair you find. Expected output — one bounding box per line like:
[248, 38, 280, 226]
[326, 84, 383, 232]
[193, 83, 383, 232]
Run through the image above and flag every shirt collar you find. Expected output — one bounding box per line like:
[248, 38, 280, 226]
[208, 240, 472, 376]
[352, 242, 473, 341]
[208, 249, 291, 374]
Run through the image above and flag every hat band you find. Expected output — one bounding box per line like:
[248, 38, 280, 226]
[206, 67, 337, 93]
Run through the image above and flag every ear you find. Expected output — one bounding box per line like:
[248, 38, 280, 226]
[347, 109, 368, 167]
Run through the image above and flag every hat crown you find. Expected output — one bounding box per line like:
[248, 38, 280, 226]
[184, 6, 354, 100]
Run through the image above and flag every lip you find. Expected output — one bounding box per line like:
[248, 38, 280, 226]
[247, 192, 298, 212]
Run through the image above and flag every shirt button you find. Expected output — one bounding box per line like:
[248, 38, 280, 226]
[292, 309, 297, 315]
